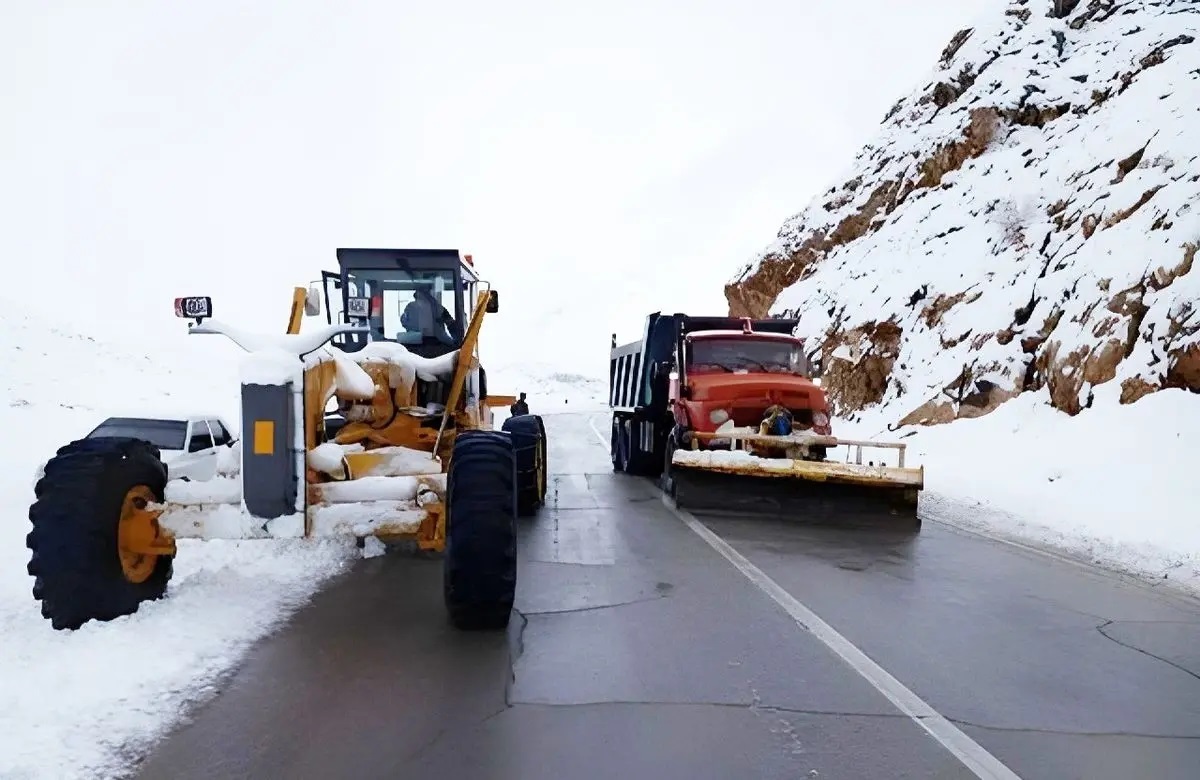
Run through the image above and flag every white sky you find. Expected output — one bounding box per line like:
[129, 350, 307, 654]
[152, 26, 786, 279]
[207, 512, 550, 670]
[1, 0, 999, 376]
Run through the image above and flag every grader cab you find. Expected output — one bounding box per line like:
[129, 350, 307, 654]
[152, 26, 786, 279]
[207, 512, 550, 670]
[27, 248, 547, 632]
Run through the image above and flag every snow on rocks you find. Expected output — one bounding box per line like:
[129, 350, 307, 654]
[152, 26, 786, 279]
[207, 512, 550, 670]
[727, 0, 1200, 423]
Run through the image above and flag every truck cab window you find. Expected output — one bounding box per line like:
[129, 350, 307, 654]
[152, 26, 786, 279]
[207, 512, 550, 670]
[687, 338, 809, 376]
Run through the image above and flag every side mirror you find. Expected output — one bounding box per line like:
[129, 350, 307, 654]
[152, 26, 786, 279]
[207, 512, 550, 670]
[486, 290, 499, 313]
[810, 358, 823, 379]
[305, 285, 322, 316]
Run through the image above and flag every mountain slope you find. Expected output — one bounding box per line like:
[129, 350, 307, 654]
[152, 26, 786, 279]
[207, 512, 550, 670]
[726, 0, 1198, 425]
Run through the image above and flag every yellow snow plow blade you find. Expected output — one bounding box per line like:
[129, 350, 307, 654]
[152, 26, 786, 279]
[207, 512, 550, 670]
[668, 431, 923, 523]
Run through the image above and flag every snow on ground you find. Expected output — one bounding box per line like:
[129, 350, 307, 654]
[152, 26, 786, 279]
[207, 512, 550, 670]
[0, 298, 601, 779]
[0, 300, 362, 779]
[488, 359, 609, 416]
[832, 384, 1200, 596]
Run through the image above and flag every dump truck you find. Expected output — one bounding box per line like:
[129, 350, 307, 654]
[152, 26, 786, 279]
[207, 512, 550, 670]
[27, 248, 546, 632]
[608, 312, 923, 521]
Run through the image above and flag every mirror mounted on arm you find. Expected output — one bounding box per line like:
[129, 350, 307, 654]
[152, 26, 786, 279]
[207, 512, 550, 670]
[305, 284, 322, 316]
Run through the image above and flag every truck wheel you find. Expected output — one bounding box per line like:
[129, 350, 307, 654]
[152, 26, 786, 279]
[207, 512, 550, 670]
[443, 430, 518, 630]
[660, 432, 678, 500]
[612, 419, 630, 472]
[625, 420, 659, 477]
[533, 415, 548, 499]
[28, 437, 175, 631]
[501, 414, 547, 516]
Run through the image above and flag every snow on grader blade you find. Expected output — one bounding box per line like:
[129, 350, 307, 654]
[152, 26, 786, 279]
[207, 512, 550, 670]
[26, 249, 547, 632]
[668, 430, 923, 525]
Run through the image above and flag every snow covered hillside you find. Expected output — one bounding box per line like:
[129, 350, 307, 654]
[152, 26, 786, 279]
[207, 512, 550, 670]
[725, 0, 1199, 589]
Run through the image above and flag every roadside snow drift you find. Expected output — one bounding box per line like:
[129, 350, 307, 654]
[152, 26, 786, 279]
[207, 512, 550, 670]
[0, 303, 360, 780]
[724, 0, 1200, 591]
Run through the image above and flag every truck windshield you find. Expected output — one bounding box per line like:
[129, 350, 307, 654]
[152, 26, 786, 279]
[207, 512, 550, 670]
[346, 268, 462, 347]
[87, 418, 189, 450]
[687, 337, 809, 375]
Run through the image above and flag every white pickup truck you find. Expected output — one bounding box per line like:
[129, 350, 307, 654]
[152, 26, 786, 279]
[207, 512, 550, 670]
[33, 414, 238, 486]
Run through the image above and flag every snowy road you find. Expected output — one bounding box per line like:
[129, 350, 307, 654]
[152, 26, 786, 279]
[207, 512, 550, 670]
[131, 412, 1200, 780]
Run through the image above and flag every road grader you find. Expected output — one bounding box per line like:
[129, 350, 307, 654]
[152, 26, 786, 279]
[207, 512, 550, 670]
[27, 248, 547, 631]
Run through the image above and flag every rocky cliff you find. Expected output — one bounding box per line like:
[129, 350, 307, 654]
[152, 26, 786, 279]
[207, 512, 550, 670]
[726, 0, 1198, 426]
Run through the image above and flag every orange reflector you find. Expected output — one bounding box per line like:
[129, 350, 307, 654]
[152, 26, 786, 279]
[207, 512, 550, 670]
[253, 420, 275, 455]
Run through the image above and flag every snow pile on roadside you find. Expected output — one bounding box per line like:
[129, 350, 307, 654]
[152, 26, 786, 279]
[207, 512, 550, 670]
[835, 385, 1200, 595]
[0, 539, 355, 780]
[0, 303, 360, 780]
[723, 0, 1199, 591]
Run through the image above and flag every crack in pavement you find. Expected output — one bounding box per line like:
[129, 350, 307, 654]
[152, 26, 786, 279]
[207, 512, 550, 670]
[518, 594, 669, 616]
[944, 716, 1200, 741]
[483, 699, 1200, 742]
[496, 698, 908, 719]
[521, 558, 616, 567]
[1096, 619, 1200, 682]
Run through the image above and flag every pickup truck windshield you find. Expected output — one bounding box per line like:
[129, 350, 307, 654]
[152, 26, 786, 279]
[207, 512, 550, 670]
[687, 337, 809, 375]
[87, 418, 189, 451]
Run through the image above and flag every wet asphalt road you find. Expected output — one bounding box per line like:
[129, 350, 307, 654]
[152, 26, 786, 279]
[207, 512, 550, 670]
[133, 412, 1200, 780]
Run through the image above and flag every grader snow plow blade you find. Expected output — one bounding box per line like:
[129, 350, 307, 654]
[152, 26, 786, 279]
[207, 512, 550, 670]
[669, 433, 923, 524]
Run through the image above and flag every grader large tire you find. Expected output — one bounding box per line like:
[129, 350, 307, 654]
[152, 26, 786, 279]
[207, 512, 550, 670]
[443, 430, 518, 630]
[501, 414, 547, 516]
[27, 436, 174, 630]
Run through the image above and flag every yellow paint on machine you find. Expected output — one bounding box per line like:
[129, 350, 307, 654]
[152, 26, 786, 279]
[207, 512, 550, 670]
[672, 455, 925, 489]
[253, 420, 275, 455]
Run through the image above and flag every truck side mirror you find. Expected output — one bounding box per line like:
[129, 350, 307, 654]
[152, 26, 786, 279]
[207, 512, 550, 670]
[486, 290, 499, 313]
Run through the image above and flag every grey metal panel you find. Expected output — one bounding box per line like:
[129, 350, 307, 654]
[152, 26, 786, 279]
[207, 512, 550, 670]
[241, 383, 297, 520]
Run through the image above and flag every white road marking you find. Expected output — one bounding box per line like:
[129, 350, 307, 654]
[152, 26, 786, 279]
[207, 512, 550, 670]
[587, 415, 610, 449]
[584, 412, 1021, 780]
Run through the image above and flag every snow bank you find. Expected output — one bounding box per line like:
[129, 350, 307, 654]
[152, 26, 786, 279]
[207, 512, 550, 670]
[0, 302, 360, 780]
[838, 385, 1200, 593]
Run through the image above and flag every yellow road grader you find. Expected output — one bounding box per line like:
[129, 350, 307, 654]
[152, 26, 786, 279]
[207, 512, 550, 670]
[27, 249, 547, 631]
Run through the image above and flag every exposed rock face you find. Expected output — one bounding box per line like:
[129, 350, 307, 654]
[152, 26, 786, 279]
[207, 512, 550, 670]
[726, 0, 1199, 426]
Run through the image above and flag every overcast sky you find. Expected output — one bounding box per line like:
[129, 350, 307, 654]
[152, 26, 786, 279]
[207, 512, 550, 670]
[1, 0, 999, 376]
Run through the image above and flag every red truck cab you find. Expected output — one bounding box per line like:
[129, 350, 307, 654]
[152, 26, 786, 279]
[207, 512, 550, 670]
[669, 323, 832, 439]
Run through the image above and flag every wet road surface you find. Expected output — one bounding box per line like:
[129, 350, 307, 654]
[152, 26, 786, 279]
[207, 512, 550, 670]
[133, 412, 1200, 780]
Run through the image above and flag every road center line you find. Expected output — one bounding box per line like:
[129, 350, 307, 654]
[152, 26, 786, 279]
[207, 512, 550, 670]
[585, 413, 1020, 779]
